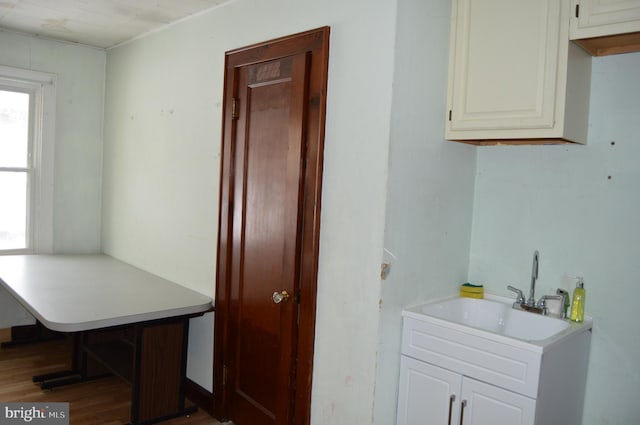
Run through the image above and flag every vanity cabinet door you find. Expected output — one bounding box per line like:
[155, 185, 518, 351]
[460, 377, 536, 425]
[571, 0, 640, 39]
[397, 356, 461, 425]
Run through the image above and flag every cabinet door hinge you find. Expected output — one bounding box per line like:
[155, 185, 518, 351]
[575, 4, 580, 18]
[231, 98, 239, 120]
[448, 110, 452, 121]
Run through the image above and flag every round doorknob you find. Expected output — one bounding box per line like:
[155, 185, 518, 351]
[272, 290, 290, 304]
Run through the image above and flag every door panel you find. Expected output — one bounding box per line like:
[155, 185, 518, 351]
[461, 377, 536, 425]
[448, 0, 561, 131]
[230, 54, 308, 425]
[215, 27, 329, 425]
[575, 0, 640, 29]
[570, 0, 640, 40]
[396, 356, 462, 425]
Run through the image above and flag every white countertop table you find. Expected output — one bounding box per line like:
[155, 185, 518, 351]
[0, 254, 213, 332]
[0, 254, 214, 424]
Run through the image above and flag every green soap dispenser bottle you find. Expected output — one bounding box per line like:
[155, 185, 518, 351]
[570, 278, 585, 322]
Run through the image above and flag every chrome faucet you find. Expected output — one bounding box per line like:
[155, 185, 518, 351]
[527, 250, 539, 307]
[506, 250, 563, 316]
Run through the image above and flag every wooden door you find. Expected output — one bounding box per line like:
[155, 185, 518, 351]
[214, 28, 330, 425]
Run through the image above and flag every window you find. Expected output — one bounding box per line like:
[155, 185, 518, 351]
[0, 65, 55, 254]
[0, 89, 30, 250]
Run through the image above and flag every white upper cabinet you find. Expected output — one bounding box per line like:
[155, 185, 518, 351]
[571, 0, 640, 39]
[570, 0, 640, 56]
[446, 0, 592, 145]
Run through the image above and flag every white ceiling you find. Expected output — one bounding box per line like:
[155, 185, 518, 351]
[0, 0, 234, 49]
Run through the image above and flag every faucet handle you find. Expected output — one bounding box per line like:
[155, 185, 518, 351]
[507, 285, 525, 304]
[556, 289, 570, 318]
[536, 294, 562, 309]
[530, 294, 562, 316]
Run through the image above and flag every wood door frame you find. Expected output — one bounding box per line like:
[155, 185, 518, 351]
[213, 27, 330, 425]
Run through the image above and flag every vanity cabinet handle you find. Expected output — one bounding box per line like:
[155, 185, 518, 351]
[459, 399, 467, 425]
[447, 395, 456, 425]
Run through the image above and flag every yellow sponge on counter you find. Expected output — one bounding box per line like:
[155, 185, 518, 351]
[460, 282, 484, 299]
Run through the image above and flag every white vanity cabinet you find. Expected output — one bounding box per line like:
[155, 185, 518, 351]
[397, 315, 591, 425]
[445, 0, 591, 144]
[397, 356, 535, 425]
[571, 0, 640, 39]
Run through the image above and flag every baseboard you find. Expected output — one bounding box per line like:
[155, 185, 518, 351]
[0, 322, 64, 348]
[11, 323, 41, 340]
[184, 378, 214, 416]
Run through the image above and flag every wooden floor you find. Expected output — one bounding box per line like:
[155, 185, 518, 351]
[0, 328, 223, 425]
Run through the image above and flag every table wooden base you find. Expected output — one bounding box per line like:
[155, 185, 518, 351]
[32, 316, 199, 425]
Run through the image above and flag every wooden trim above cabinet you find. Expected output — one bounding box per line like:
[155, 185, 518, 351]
[452, 138, 577, 146]
[573, 31, 640, 56]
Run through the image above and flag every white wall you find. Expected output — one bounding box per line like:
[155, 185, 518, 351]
[0, 32, 105, 254]
[469, 52, 640, 425]
[0, 32, 105, 327]
[102, 0, 397, 418]
[373, 0, 477, 423]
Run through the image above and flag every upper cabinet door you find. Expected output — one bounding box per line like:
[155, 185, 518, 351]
[571, 0, 640, 39]
[445, 0, 591, 144]
[447, 0, 561, 133]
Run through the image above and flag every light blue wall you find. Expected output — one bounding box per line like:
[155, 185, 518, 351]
[374, 0, 477, 422]
[469, 52, 640, 425]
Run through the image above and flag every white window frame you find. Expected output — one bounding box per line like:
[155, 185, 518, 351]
[0, 65, 56, 254]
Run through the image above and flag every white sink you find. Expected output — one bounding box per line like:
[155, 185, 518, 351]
[400, 294, 593, 415]
[402, 295, 593, 398]
[404, 295, 591, 350]
[417, 296, 570, 341]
